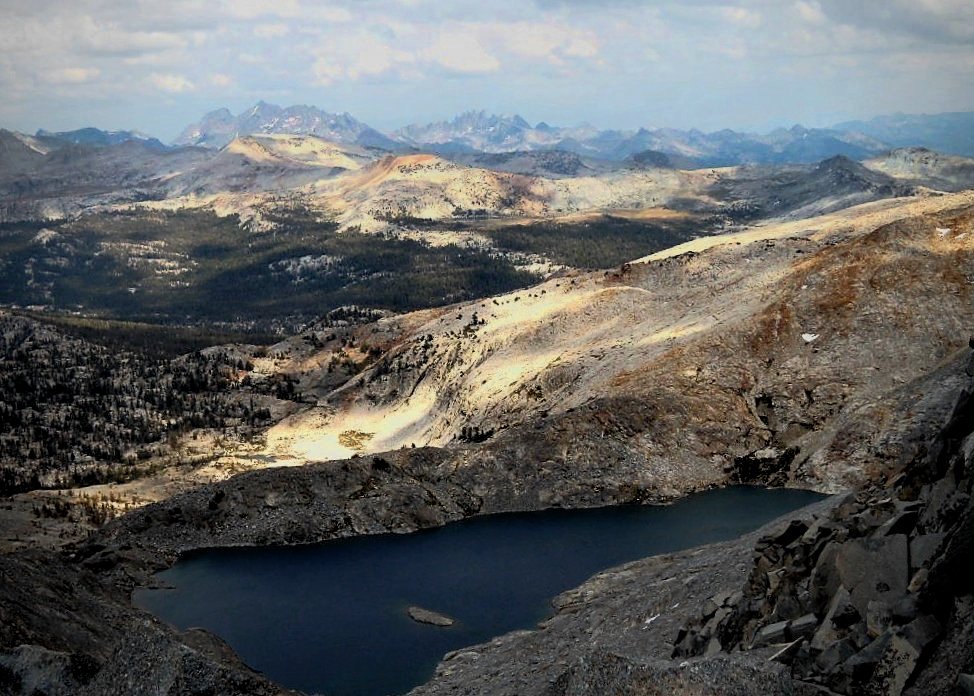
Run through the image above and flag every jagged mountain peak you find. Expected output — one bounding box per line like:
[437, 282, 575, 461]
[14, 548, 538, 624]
[174, 102, 401, 151]
[202, 106, 234, 120]
[396, 110, 540, 147]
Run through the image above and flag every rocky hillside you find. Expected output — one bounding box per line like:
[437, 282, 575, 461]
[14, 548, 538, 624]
[0, 547, 291, 695]
[0, 311, 296, 495]
[711, 155, 917, 221]
[0, 137, 211, 221]
[309, 148, 917, 234]
[164, 134, 378, 197]
[0, 130, 48, 174]
[308, 152, 701, 232]
[263, 191, 974, 498]
[0, 120, 962, 249]
[445, 150, 611, 179]
[865, 148, 974, 192]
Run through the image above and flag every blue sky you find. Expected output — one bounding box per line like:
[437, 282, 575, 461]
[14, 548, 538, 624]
[2, 0, 973, 141]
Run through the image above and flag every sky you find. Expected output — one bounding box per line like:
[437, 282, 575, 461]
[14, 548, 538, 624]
[1, 0, 973, 142]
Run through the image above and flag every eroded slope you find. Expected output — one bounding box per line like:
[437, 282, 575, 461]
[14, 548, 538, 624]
[263, 192, 974, 496]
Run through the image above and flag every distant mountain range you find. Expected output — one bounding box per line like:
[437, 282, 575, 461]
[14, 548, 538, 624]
[833, 112, 974, 159]
[162, 103, 974, 165]
[35, 127, 169, 152]
[393, 111, 885, 166]
[22, 104, 974, 167]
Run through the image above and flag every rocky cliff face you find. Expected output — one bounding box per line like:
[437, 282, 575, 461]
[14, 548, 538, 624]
[672, 347, 974, 695]
[0, 549, 292, 695]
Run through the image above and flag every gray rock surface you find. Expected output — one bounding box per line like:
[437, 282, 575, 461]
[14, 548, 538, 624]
[0, 551, 291, 695]
[670, 345, 974, 695]
[408, 606, 455, 627]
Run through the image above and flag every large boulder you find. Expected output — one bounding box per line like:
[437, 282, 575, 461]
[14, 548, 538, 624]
[834, 535, 909, 617]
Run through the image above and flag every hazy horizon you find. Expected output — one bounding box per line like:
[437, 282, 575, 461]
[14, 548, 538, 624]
[17, 101, 974, 146]
[2, 0, 973, 141]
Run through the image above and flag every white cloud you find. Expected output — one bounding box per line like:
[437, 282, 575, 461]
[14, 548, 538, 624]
[795, 1, 827, 25]
[149, 73, 196, 93]
[209, 73, 233, 87]
[253, 23, 290, 38]
[347, 35, 415, 79]
[312, 58, 343, 86]
[423, 32, 500, 74]
[302, 16, 600, 87]
[815, 0, 974, 42]
[311, 32, 416, 84]
[564, 37, 599, 58]
[45, 67, 101, 84]
[490, 21, 600, 63]
[73, 18, 188, 57]
[306, 6, 353, 23]
[221, 0, 300, 19]
[719, 6, 763, 28]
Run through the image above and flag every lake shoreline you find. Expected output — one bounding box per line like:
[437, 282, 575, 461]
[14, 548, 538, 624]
[133, 486, 827, 696]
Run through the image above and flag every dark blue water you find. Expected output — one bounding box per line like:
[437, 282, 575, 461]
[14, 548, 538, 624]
[134, 486, 824, 696]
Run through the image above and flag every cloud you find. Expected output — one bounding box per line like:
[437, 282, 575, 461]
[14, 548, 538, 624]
[719, 6, 762, 28]
[304, 17, 599, 86]
[814, 0, 974, 42]
[209, 73, 233, 87]
[490, 21, 600, 63]
[221, 0, 300, 20]
[312, 32, 417, 85]
[253, 23, 290, 38]
[73, 19, 188, 57]
[423, 32, 500, 74]
[45, 67, 101, 84]
[306, 6, 353, 23]
[311, 58, 343, 86]
[795, 1, 827, 25]
[149, 73, 196, 93]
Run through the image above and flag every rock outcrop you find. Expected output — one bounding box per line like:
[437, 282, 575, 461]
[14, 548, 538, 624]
[408, 606, 456, 627]
[0, 550, 291, 695]
[672, 347, 974, 694]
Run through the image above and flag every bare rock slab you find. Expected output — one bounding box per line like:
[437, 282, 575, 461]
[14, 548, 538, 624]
[407, 606, 455, 627]
[835, 534, 909, 616]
